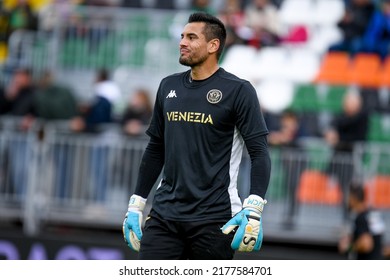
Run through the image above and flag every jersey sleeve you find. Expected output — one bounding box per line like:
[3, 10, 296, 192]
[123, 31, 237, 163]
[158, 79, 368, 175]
[234, 81, 271, 199]
[234, 81, 269, 141]
[134, 136, 165, 199]
[146, 81, 165, 140]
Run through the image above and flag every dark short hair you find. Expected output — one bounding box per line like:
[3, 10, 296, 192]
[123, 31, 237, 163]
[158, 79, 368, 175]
[349, 182, 365, 202]
[188, 12, 227, 60]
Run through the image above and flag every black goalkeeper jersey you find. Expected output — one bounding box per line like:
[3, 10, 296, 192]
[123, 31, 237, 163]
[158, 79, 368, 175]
[145, 68, 269, 222]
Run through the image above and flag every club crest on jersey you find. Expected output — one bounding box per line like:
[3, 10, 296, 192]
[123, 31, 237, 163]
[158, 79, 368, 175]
[207, 89, 222, 104]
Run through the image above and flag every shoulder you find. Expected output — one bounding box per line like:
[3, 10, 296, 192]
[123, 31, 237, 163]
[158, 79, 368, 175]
[217, 68, 256, 94]
[217, 68, 250, 85]
[217, 69, 257, 99]
[160, 70, 188, 86]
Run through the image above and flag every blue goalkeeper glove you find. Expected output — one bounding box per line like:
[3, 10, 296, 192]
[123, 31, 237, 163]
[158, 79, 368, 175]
[221, 194, 267, 252]
[122, 194, 146, 251]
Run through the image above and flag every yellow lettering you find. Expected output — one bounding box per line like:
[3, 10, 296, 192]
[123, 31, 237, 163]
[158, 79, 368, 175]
[166, 111, 213, 125]
[188, 112, 194, 122]
[167, 112, 173, 121]
[205, 114, 213, 125]
[194, 113, 201, 123]
[173, 111, 178, 121]
[179, 112, 187, 121]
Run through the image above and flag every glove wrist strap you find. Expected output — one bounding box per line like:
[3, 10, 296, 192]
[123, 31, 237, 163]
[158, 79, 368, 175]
[128, 194, 146, 211]
[243, 194, 267, 213]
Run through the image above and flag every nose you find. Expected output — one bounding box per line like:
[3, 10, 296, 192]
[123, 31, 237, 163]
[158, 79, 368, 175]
[179, 37, 188, 48]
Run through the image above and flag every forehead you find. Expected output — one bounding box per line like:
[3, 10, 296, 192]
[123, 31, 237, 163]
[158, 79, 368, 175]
[182, 22, 206, 37]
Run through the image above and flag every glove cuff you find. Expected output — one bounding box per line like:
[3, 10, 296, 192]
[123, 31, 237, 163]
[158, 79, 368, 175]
[128, 194, 146, 211]
[243, 194, 267, 213]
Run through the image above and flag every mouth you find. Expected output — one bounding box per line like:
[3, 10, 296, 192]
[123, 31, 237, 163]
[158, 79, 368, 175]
[180, 48, 190, 55]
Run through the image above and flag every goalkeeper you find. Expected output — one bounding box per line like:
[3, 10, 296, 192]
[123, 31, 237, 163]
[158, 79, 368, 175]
[123, 12, 271, 259]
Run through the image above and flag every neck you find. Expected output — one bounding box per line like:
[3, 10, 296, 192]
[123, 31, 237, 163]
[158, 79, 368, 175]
[190, 61, 220, 81]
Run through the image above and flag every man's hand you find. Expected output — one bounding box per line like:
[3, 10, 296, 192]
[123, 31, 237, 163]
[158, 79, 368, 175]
[221, 194, 267, 252]
[122, 194, 146, 251]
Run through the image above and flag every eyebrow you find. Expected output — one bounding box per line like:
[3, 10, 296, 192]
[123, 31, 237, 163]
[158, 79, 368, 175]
[181, 32, 199, 38]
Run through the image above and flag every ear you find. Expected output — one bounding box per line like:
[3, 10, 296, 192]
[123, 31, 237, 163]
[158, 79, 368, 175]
[208, 39, 220, 55]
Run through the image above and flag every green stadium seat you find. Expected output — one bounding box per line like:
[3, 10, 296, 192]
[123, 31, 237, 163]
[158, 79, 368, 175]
[365, 114, 390, 175]
[289, 84, 346, 114]
[368, 114, 390, 143]
[289, 84, 318, 112]
[320, 85, 347, 113]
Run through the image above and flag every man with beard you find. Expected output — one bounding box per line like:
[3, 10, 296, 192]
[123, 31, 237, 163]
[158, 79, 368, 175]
[122, 12, 271, 260]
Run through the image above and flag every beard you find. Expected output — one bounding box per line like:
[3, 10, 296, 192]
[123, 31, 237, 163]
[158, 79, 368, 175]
[179, 52, 208, 67]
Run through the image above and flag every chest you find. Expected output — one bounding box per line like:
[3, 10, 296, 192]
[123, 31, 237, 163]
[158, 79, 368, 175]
[161, 84, 236, 127]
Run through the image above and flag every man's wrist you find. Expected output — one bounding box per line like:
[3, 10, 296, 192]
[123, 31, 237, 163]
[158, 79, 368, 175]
[243, 194, 267, 213]
[128, 194, 147, 211]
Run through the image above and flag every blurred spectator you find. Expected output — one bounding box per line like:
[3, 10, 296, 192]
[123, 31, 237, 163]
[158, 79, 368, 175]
[242, 0, 283, 48]
[268, 111, 304, 147]
[325, 89, 369, 217]
[268, 110, 306, 228]
[70, 68, 121, 133]
[329, 0, 375, 55]
[69, 68, 121, 203]
[218, 0, 246, 50]
[34, 70, 78, 120]
[325, 89, 368, 156]
[34, 70, 79, 200]
[338, 182, 385, 259]
[0, 68, 36, 130]
[0, 67, 36, 196]
[7, 0, 38, 40]
[121, 88, 152, 136]
[362, 0, 390, 59]
[93, 67, 122, 114]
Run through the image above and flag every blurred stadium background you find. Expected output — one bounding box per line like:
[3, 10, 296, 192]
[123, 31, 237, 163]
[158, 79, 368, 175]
[0, 0, 390, 260]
